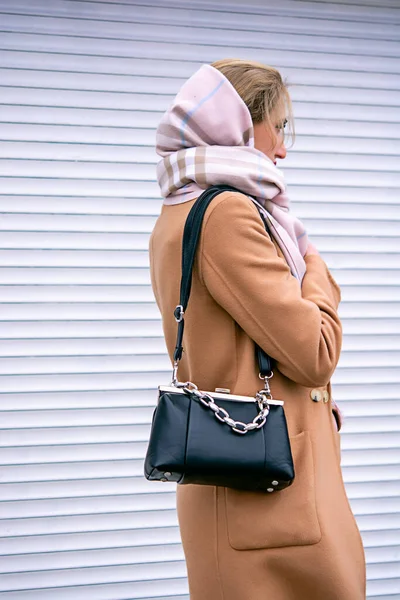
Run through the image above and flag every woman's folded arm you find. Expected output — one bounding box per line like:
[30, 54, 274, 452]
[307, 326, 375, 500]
[199, 192, 342, 388]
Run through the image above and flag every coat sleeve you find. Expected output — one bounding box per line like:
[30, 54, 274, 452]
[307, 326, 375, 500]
[199, 192, 342, 388]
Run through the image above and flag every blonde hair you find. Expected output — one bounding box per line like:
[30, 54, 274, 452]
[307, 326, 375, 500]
[211, 58, 294, 145]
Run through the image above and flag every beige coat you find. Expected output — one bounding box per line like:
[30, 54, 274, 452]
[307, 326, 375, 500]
[149, 191, 366, 600]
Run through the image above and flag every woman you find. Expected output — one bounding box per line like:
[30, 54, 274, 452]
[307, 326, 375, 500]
[149, 59, 366, 600]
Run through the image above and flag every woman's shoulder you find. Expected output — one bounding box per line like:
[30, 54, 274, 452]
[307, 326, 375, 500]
[203, 190, 260, 221]
[199, 190, 267, 248]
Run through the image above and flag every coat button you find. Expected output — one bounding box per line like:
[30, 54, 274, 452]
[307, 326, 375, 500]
[310, 389, 322, 402]
[322, 391, 330, 404]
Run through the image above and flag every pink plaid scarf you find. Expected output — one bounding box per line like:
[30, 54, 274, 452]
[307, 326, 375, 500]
[156, 64, 308, 282]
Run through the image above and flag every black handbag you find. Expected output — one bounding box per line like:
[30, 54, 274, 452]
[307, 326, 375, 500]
[144, 185, 294, 493]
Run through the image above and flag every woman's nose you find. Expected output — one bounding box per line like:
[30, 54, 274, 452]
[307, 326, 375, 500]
[275, 143, 287, 160]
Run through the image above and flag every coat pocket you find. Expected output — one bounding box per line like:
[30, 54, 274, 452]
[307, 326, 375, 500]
[224, 430, 321, 550]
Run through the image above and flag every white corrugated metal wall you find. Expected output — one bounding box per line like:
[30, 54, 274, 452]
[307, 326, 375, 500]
[0, 0, 399, 598]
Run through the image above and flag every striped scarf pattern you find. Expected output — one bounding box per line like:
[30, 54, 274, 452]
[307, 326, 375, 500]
[156, 64, 308, 282]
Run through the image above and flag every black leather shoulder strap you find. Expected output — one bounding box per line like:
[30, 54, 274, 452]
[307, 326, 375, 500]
[173, 184, 273, 377]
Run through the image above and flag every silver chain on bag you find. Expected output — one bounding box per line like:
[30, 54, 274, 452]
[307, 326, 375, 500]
[172, 364, 273, 435]
[171, 305, 273, 435]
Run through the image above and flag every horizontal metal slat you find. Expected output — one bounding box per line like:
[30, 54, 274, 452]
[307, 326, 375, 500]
[0, 251, 150, 267]
[0, 269, 152, 285]
[341, 286, 400, 302]
[0, 542, 184, 573]
[0, 371, 163, 394]
[348, 497, 400, 517]
[340, 432, 400, 451]
[0, 86, 173, 112]
[0, 302, 160, 319]
[0, 232, 151, 250]
[338, 351, 400, 368]
[296, 103, 400, 123]
[309, 222, 400, 238]
[0, 123, 155, 146]
[343, 464, 400, 484]
[335, 271, 400, 286]
[0, 319, 162, 337]
[0, 158, 159, 180]
[334, 382, 400, 401]
[356, 514, 400, 533]
[0, 178, 160, 198]
[0, 213, 154, 232]
[341, 335, 400, 351]
[0, 402, 153, 437]
[0, 337, 165, 356]
[367, 561, 400, 580]
[0, 104, 159, 127]
[285, 152, 400, 170]
[368, 596, 399, 600]
[150, 0, 400, 21]
[339, 399, 400, 418]
[345, 480, 400, 500]
[0, 407, 153, 428]
[365, 545, 400, 567]
[294, 136, 400, 155]
[334, 367, 400, 385]
[0, 441, 148, 464]
[0, 196, 161, 215]
[3, 0, 400, 22]
[0, 285, 154, 302]
[339, 320, 400, 335]
[0, 477, 174, 502]
[338, 303, 400, 319]
[0, 493, 176, 520]
[327, 255, 400, 269]
[0, 525, 182, 555]
[0, 140, 159, 163]
[1, 14, 399, 57]
[0, 578, 189, 599]
[291, 186, 400, 205]
[0, 561, 185, 592]
[367, 578, 400, 595]
[342, 448, 400, 468]
[1, 1, 399, 39]
[329, 415, 396, 435]
[1, 31, 399, 76]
